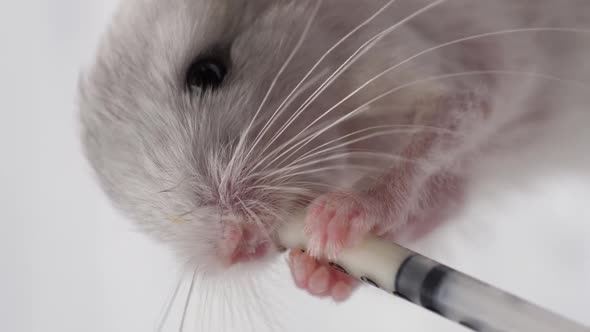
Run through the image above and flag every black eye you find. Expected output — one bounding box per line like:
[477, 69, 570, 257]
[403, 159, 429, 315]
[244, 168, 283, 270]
[186, 58, 227, 93]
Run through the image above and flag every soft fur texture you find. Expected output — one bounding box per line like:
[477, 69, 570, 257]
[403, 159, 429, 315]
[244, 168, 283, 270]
[79, 0, 590, 294]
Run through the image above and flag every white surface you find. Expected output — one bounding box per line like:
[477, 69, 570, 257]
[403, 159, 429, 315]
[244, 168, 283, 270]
[2, 1, 589, 331]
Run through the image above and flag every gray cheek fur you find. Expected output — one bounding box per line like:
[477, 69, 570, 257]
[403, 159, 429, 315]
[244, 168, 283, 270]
[79, 0, 335, 261]
[79, 0, 590, 264]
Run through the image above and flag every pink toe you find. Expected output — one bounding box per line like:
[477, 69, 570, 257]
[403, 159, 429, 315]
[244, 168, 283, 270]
[331, 281, 352, 302]
[289, 251, 317, 288]
[308, 266, 330, 295]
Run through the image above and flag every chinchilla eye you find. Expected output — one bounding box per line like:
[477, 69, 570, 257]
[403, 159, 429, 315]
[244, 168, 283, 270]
[186, 58, 227, 93]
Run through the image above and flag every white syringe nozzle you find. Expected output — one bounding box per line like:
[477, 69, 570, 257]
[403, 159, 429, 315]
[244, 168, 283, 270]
[277, 214, 413, 293]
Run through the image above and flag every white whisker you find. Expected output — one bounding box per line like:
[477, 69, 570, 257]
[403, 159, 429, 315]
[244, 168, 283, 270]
[239, 1, 324, 164]
[250, 202, 287, 227]
[243, 69, 330, 141]
[155, 261, 191, 332]
[270, 164, 384, 183]
[271, 69, 590, 169]
[201, 274, 213, 331]
[247, 277, 282, 332]
[260, 38, 380, 159]
[280, 181, 346, 191]
[220, 282, 229, 332]
[179, 267, 198, 332]
[257, 0, 446, 167]
[250, 185, 312, 196]
[255, 151, 424, 182]
[238, 198, 268, 237]
[256, 0, 400, 157]
[221, 0, 323, 193]
[289, 125, 459, 167]
[239, 68, 330, 172]
[255, 26, 590, 172]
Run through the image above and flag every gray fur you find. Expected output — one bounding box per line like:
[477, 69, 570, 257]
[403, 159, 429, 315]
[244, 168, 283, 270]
[79, 0, 590, 268]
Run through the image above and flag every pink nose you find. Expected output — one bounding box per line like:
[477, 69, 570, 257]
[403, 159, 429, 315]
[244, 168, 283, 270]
[221, 222, 272, 264]
[230, 242, 269, 264]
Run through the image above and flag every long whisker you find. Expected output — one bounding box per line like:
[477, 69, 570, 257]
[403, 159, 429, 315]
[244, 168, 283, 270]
[222, 1, 323, 194]
[246, 67, 331, 143]
[251, 113, 382, 171]
[179, 267, 198, 332]
[225, 278, 237, 331]
[254, 0, 400, 157]
[254, 151, 425, 182]
[237, 199, 284, 244]
[268, 68, 590, 170]
[201, 274, 213, 331]
[249, 201, 289, 229]
[249, 277, 284, 332]
[238, 198, 266, 232]
[220, 281, 229, 332]
[219, 69, 329, 191]
[249, 185, 313, 196]
[196, 276, 207, 332]
[249, 103, 358, 174]
[288, 125, 459, 167]
[279, 181, 348, 191]
[255, 27, 590, 172]
[258, 0, 446, 163]
[155, 261, 191, 332]
[236, 69, 330, 146]
[267, 164, 384, 183]
[237, 1, 324, 165]
[262, 40, 377, 156]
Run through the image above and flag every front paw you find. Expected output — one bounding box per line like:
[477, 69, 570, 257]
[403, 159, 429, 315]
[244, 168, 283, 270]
[303, 192, 379, 260]
[288, 249, 358, 302]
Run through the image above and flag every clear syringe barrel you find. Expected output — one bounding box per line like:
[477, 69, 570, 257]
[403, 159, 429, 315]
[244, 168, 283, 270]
[277, 219, 589, 332]
[395, 254, 588, 332]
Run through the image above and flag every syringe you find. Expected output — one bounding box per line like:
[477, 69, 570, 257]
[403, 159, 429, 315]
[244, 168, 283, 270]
[278, 217, 589, 332]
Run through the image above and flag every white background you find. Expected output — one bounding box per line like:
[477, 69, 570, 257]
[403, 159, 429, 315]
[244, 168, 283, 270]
[2, 1, 589, 331]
